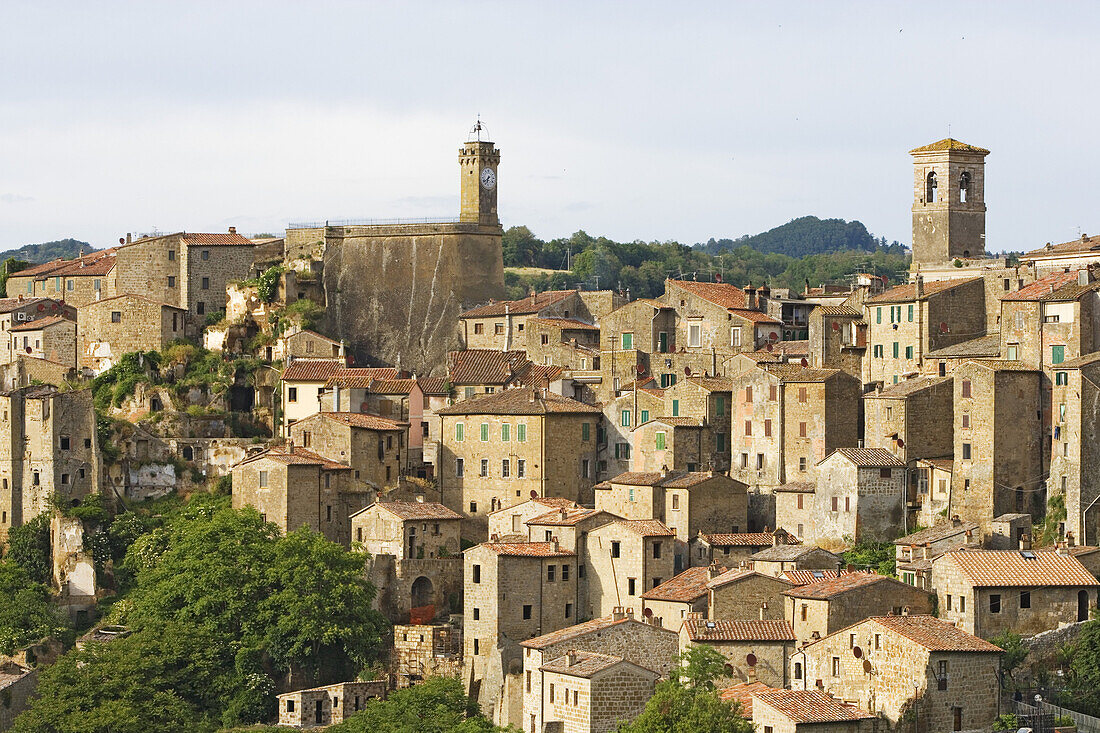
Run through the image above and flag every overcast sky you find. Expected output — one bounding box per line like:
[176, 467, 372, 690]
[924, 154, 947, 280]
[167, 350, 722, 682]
[1, 1, 1098, 252]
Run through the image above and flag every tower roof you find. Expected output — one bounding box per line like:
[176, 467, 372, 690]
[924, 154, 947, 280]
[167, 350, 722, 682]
[909, 138, 990, 155]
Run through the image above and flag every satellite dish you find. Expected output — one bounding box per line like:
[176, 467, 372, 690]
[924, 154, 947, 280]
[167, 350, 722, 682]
[853, 646, 862, 659]
[360, 402, 369, 412]
[800, 358, 808, 367]
[768, 332, 779, 341]
[530, 490, 539, 499]
[643, 607, 653, 618]
[862, 659, 872, 673]
[119, 237, 125, 245]
[684, 366, 692, 376]
[637, 365, 646, 375]
[745, 653, 757, 667]
[940, 322, 949, 333]
[832, 322, 840, 331]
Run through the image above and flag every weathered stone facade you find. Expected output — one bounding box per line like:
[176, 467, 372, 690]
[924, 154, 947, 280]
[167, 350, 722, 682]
[707, 568, 793, 621]
[585, 520, 676, 618]
[1049, 354, 1100, 544]
[288, 411, 407, 490]
[784, 574, 933, 648]
[538, 652, 658, 733]
[275, 680, 386, 728]
[0, 661, 36, 731]
[600, 388, 667, 479]
[76, 295, 186, 374]
[679, 618, 795, 688]
[392, 623, 462, 688]
[7, 316, 75, 368]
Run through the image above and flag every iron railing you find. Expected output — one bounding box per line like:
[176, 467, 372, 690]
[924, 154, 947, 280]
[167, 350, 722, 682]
[286, 217, 462, 229]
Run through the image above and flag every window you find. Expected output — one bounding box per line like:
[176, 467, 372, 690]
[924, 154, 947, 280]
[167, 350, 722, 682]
[845, 496, 850, 512]
[565, 602, 572, 618]
[961, 379, 971, 398]
[479, 459, 488, 477]
[731, 327, 741, 347]
[517, 423, 527, 442]
[908, 304, 914, 321]
[111, 311, 122, 323]
[744, 421, 752, 436]
[653, 541, 662, 559]
[959, 596, 964, 612]
[689, 322, 701, 347]
[745, 386, 753, 402]
[801, 604, 808, 621]
[740, 453, 748, 468]
[480, 423, 489, 442]
[61, 473, 70, 485]
[1052, 345, 1065, 364]
[549, 684, 555, 703]
[764, 419, 772, 437]
[832, 657, 841, 676]
[1007, 343, 1019, 361]
[60, 436, 70, 450]
[517, 459, 526, 478]
[962, 443, 971, 460]
[258, 470, 269, 488]
[640, 409, 649, 423]
[989, 594, 1001, 613]
[196, 302, 205, 315]
[714, 395, 725, 416]
[716, 433, 727, 452]
[799, 387, 807, 403]
[501, 460, 510, 478]
[628, 578, 637, 595]
[961, 413, 970, 429]
[582, 422, 590, 441]
[1056, 371, 1068, 386]
[621, 409, 631, 427]
[201, 249, 210, 261]
[892, 342, 899, 358]
[755, 453, 764, 470]
[960, 171, 971, 202]
[1020, 590, 1031, 608]
[655, 431, 666, 450]
[473, 639, 480, 655]
[799, 421, 807, 438]
[874, 344, 883, 358]
[547, 565, 556, 582]
[167, 276, 176, 288]
[769, 385, 777, 401]
[797, 494, 804, 509]
[501, 424, 510, 441]
[671, 494, 680, 510]
[938, 660, 949, 690]
[611, 541, 621, 558]
[621, 332, 633, 350]
[876, 307, 882, 324]
[562, 564, 569, 581]
[455, 423, 465, 442]
[831, 496, 838, 512]
[455, 458, 464, 477]
[472, 564, 481, 583]
[582, 459, 590, 477]
[905, 345, 913, 359]
[880, 468, 892, 479]
[168, 249, 176, 261]
[672, 399, 679, 417]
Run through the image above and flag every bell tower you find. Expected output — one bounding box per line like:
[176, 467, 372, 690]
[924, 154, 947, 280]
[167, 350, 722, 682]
[459, 121, 501, 226]
[910, 138, 989, 266]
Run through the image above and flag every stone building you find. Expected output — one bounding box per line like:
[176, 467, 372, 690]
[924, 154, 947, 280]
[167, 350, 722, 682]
[437, 387, 601, 540]
[922, 333, 1002, 377]
[600, 385, 666, 479]
[538, 651, 659, 733]
[230, 446, 368, 545]
[999, 268, 1100, 370]
[706, 567, 793, 621]
[593, 470, 748, 570]
[750, 689, 876, 733]
[585, 519, 676, 618]
[525, 317, 601, 372]
[5, 249, 117, 307]
[863, 376, 953, 464]
[796, 614, 1002, 733]
[690, 528, 799, 567]
[750, 545, 841, 579]
[950, 360, 1043, 531]
[0, 661, 37, 731]
[275, 680, 387, 728]
[459, 289, 585, 351]
[783, 573, 934, 648]
[446, 348, 537, 400]
[629, 416, 708, 473]
[911, 458, 954, 527]
[0, 297, 75, 365]
[1023, 233, 1100, 274]
[679, 618, 795, 688]
[274, 329, 343, 362]
[806, 305, 867, 382]
[932, 548, 1100, 637]
[909, 138, 989, 266]
[777, 448, 907, 547]
[392, 622, 462, 688]
[280, 362, 391, 435]
[486, 496, 578, 540]
[0, 385, 99, 544]
[520, 609, 679, 733]
[463, 540, 577, 727]
[893, 518, 979, 590]
[8, 315, 75, 368]
[288, 411, 407, 490]
[1049, 352, 1100, 544]
[662, 279, 783, 357]
[659, 377, 734, 471]
[600, 298, 676, 356]
[640, 565, 715, 627]
[76, 295, 187, 374]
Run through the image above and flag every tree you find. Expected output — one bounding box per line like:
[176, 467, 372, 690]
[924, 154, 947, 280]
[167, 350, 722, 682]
[0, 561, 68, 655]
[615, 646, 753, 733]
[841, 541, 896, 577]
[4, 515, 52, 584]
[989, 630, 1027, 686]
[326, 677, 499, 733]
[1062, 617, 1100, 715]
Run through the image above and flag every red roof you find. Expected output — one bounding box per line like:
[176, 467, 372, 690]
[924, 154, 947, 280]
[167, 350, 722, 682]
[613, 519, 674, 537]
[282, 360, 343, 382]
[942, 549, 1099, 587]
[667, 279, 748, 309]
[14, 249, 117, 279]
[730, 308, 783, 325]
[475, 541, 575, 558]
[640, 566, 715, 602]
[682, 619, 795, 642]
[1001, 270, 1083, 301]
[521, 614, 636, 649]
[753, 690, 874, 723]
[308, 412, 407, 431]
[448, 349, 528, 385]
[866, 278, 981, 304]
[869, 614, 1002, 653]
[460, 290, 576, 319]
[8, 315, 73, 332]
[369, 501, 462, 521]
[718, 681, 775, 718]
[237, 446, 350, 471]
[783, 572, 903, 600]
[701, 531, 798, 548]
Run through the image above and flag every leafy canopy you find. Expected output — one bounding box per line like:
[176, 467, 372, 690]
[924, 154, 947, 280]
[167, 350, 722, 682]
[0, 560, 68, 656]
[327, 677, 501, 733]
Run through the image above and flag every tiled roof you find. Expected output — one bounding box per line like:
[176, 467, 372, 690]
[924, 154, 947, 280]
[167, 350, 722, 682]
[486, 497, 576, 516]
[180, 231, 254, 246]
[522, 613, 668, 650]
[0, 663, 32, 692]
[870, 614, 1002, 653]
[80, 293, 184, 310]
[773, 482, 816, 494]
[282, 360, 343, 382]
[815, 305, 862, 317]
[825, 448, 906, 468]
[894, 521, 979, 546]
[751, 544, 838, 563]
[730, 308, 783, 325]
[372, 501, 462, 521]
[962, 358, 1039, 373]
[783, 572, 899, 600]
[604, 470, 725, 489]
[866, 375, 952, 398]
[15, 249, 117, 279]
[526, 507, 611, 527]
[475, 541, 575, 558]
[530, 317, 599, 330]
[1057, 351, 1100, 370]
[614, 519, 674, 537]
[448, 349, 528, 385]
[513, 361, 564, 388]
[718, 681, 775, 717]
[642, 416, 705, 427]
[416, 376, 450, 395]
[784, 569, 845, 586]
[753, 690, 875, 723]
[757, 363, 840, 382]
[540, 651, 655, 679]
[707, 568, 786, 590]
[1025, 234, 1100, 258]
[8, 315, 73, 332]
[237, 447, 351, 471]
[460, 290, 576, 318]
[324, 367, 402, 389]
[909, 138, 990, 154]
[309, 412, 407, 431]
[1001, 271, 1082, 301]
[685, 376, 736, 392]
[437, 387, 600, 416]
[943, 549, 1100, 587]
[1043, 278, 1100, 302]
[701, 531, 798, 548]
[867, 277, 982, 304]
[0, 297, 51, 314]
[682, 619, 795, 642]
[918, 457, 954, 472]
[640, 566, 714, 602]
[366, 378, 417, 395]
[666, 279, 747, 309]
[769, 339, 811, 355]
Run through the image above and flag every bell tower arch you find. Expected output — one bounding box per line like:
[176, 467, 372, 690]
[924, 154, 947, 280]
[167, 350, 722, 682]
[910, 138, 989, 266]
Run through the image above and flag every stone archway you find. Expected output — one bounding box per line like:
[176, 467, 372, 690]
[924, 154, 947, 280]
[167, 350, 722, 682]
[411, 575, 434, 610]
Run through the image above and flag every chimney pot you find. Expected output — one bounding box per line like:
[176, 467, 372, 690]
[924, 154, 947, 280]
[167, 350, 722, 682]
[229, 226, 237, 234]
[566, 650, 577, 666]
[1067, 531, 1076, 547]
[415, 494, 424, 503]
[490, 533, 499, 542]
[1019, 533, 1032, 551]
[952, 516, 962, 527]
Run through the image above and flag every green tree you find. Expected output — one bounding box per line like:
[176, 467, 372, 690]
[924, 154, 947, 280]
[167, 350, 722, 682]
[4, 514, 52, 584]
[1062, 617, 1100, 715]
[327, 677, 500, 733]
[989, 630, 1027, 686]
[0, 561, 68, 655]
[501, 225, 542, 267]
[841, 541, 896, 577]
[616, 646, 753, 733]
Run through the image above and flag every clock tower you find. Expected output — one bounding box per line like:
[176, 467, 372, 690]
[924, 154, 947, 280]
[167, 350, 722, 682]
[459, 122, 500, 226]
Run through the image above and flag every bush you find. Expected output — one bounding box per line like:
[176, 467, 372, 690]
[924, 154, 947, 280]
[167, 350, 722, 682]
[992, 713, 1021, 731]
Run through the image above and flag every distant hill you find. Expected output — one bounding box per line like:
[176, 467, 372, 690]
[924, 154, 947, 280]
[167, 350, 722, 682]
[698, 216, 905, 257]
[0, 238, 96, 264]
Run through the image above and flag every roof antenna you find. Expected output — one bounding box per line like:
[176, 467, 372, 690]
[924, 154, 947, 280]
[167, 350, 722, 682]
[948, 122, 952, 139]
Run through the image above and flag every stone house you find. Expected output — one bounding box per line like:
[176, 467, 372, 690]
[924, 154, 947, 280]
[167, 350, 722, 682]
[0, 355, 77, 391]
[806, 305, 867, 382]
[796, 614, 1002, 733]
[525, 505, 617, 549]
[487, 497, 579, 540]
[1023, 233, 1100, 273]
[750, 545, 841, 579]
[437, 387, 601, 540]
[629, 416, 707, 473]
[659, 377, 734, 471]
[661, 279, 783, 356]
[276, 680, 387, 728]
[524, 317, 601, 370]
[0, 661, 37, 730]
[1049, 352, 1100, 545]
[600, 297, 676, 355]
[463, 540, 578, 727]
[690, 528, 799, 567]
[950, 360, 1043, 531]
[445, 349, 545, 401]
[862, 376, 953, 468]
[751, 689, 876, 733]
[8, 315, 76, 368]
[679, 618, 795, 688]
[778, 449, 907, 547]
[274, 329, 343, 362]
[922, 332, 1002, 378]
[5, 249, 117, 307]
[0, 297, 75, 365]
[600, 386, 666, 479]
[0, 385, 99, 544]
[585, 519, 676, 618]
[520, 608, 679, 733]
[706, 567, 793, 621]
[863, 276, 986, 387]
[999, 268, 1100, 370]
[113, 229, 255, 318]
[893, 518, 979, 590]
[230, 446, 368, 545]
[459, 289, 585, 351]
[728, 364, 860, 515]
[932, 548, 1100, 637]
[414, 376, 451, 477]
[392, 621, 462, 688]
[593, 470, 748, 570]
[351, 500, 463, 623]
[76, 295, 187, 374]
[288, 411, 406, 489]
[783, 573, 934, 648]
[640, 564, 715, 627]
[987, 513, 1033, 550]
[279, 361, 387, 435]
[538, 651, 659, 733]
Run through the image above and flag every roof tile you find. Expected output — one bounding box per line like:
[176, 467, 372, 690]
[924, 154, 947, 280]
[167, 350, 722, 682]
[682, 619, 795, 642]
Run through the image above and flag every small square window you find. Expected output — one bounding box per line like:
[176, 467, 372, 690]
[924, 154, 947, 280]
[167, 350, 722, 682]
[111, 311, 122, 323]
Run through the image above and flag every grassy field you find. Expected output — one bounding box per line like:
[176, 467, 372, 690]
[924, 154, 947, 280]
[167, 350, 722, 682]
[505, 266, 569, 276]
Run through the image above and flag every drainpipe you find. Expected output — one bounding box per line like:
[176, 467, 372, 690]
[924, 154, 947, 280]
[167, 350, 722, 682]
[777, 381, 786, 485]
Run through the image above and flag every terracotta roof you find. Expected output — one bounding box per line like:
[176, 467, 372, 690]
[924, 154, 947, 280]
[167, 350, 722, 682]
[666, 279, 747, 309]
[324, 367, 402, 388]
[370, 501, 462, 521]
[282, 360, 343, 382]
[80, 293, 185, 310]
[641, 416, 705, 427]
[460, 290, 576, 319]
[486, 497, 576, 516]
[684, 376, 736, 392]
[682, 619, 795, 642]
[640, 566, 714, 602]
[866, 375, 952, 398]
[753, 690, 875, 724]
[15, 249, 117, 279]
[867, 277, 981, 304]
[530, 317, 599, 330]
[730, 308, 783, 325]
[824, 448, 905, 468]
[614, 519, 674, 537]
[416, 376, 450, 395]
[1024, 234, 1100, 258]
[366, 378, 418, 395]
[475, 541, 575, 558]
[751, 545, 838, 563]
[308, 412, 407, 431]
[0, 297, 51, 313]
[757, 363, 840, 382]
[1001, 271, 1082, 301]
[8, 315, 73, 332]
[521, 612, 672, 650]
[784, 569, 844, 586]
[701, 531, 798, 548]
[961, 358, 1039, 373]
[1057, 352, 1100, 370]
[237, 447, 350, 471]
[943, 549, 1100, 587]
[448, 349, 528, 385]
[540, 651, 655, 679]
[815, 305, 862, 317]
[918, 457, 954, 472]
[179, 231, 254, 246]
[909, 138, 990, 155]
[604, 470, 728, 489]
[513, 361, 564, 388]
[718, 681, 775, 717]
[894, 521, 979, 546]
[869, 614, 1002, 653]
[437, 387, 600, 416]
[769, 339, 811, 356]
[1042, 278, 1100, 302]
[773, 482, 816, 494]
[526, 506, 611, 527]
[783, 572, 902, 600]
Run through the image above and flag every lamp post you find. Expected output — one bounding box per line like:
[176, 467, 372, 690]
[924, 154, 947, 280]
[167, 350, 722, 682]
[1035, 694, 1043, 733]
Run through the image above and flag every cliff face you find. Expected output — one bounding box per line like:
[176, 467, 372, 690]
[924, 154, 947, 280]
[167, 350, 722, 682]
[321, 223, 505, 373]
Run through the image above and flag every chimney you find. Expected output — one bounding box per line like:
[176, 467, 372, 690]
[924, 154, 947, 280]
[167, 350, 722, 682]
[228, 226, 237, 235]
[550, 537, 559, 553]
[708, 561, 723, 579]
[759, 603, 767, 621]
[747, 665, 757, 683]
[846, 564, 857, 573]
[560, 507, 569, 520]
[952, 515, 962, 527]
[126, 233, 132, 244]
[566, 650, 577, 666]
[660, 464, 669, 478]
[612, 606, 626, 621]
[1067, 530, 1077, 548]
[902, 606, 910, 616]
[625, 607, 634, 617]
[745, 284, 757, 310]
[1019, 533, 1032, 551]
[287, 438, 294, 452]
[490, 533, 499, 542]
[17, 294, 22, 302]
[1079, 269, 1092, 287]
[1057, 541, 1071, 556]
[915, 274, 924, 299]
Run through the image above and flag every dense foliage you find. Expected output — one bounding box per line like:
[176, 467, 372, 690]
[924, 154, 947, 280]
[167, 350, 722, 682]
[0, 256, 29, 296]
[501, 226, 909, 300]
[615, 645, 753, 733]
[840, 540, 896, 577]
[1056, 616, 1100, 716]
[698, 216, 904, 257]
[4, 515, 52, 584]
[13, 495, 389, 731]
[0, 560, 68, 656]
[0, 238, 94, 264]
[326, 677, 502, 733]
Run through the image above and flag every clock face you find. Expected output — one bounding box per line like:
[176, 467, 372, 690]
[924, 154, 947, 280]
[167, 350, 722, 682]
[480, 167, 496, 190]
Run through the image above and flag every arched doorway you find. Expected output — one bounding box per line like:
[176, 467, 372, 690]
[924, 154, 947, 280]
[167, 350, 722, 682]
[411, 576, 434, 609]
[1079, 590, 1091, 622]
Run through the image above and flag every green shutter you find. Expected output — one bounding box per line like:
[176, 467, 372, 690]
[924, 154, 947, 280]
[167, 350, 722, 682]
[715, 395, 725, 416]
[655, 431, 666, 450]
[622, 333, 633, 350]
[905, 346, 913, 359]
[893, 342, 899, 358]
[501, 424, 510, 441]
[640, 410, 649, 423]
[455, 423, 464, 442]
[621, 410, 631, 427]
[908, 304, 914, 322]
[517, 424, 527, 442]
[1052, 345, 1065, 364]
[582, 423, 590, 441]
[672, 399, 680, 417]
[480, 423, 489, 442]
[876, 307, 882, 324]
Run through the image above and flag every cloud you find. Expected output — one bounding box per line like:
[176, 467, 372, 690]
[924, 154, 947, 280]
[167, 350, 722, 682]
[0, 194, 34, 204]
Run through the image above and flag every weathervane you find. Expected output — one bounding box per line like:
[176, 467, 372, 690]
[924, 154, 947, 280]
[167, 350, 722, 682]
[469, 115, 489, 142]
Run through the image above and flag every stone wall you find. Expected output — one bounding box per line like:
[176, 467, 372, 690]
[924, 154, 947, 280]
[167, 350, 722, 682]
[585, 523, 676, 618]
[709, 573, 792, 621]
[77, 296, 184, 373]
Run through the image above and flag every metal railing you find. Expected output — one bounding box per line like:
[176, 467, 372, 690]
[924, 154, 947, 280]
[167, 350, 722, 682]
[1006, 695, 1100, 733]
[286, 217, 462, 229]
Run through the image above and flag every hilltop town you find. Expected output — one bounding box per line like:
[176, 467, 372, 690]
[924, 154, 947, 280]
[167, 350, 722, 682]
[3, 131, 1100, 733]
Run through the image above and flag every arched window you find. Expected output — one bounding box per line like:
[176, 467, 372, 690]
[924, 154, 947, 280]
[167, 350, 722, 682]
[926, 171, 938, 203]
[959, 171, 971, 203]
